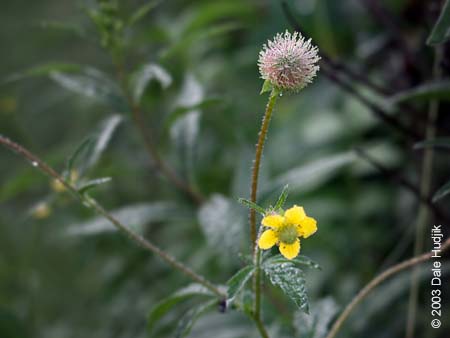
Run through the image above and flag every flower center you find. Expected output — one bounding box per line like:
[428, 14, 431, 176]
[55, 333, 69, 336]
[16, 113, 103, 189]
[278, 224, 298, 244]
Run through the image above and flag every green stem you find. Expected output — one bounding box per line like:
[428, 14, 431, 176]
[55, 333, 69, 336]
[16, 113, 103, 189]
[405, 47, 442, 338]
[0, 134, 223, 298]
[250, 88, 279, 329]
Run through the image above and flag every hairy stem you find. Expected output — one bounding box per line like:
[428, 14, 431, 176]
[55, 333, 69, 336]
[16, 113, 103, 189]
[0, 134, 223, 298]
[325, 237, 450, 338]
[250, 88, 278, 330]
[405, 47, 442, 338]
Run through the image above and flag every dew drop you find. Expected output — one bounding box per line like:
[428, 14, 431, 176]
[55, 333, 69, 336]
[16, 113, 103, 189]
[31, 161, 38, 167]
[279, 92, 283, 97]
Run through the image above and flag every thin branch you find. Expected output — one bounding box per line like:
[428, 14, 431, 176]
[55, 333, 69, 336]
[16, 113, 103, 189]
[325, 237, 450, 338]
[355, 147, 449, 224]
[0, 134, 223, 298]
[115, 63, 204, 205]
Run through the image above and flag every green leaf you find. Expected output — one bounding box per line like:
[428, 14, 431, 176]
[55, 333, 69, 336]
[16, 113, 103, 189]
[262, 152, 354, 196]
[147, 284, 215, 334]
[264, 254, 321, 270]
[260, 79, 273, 95]
[427, 0, 450, 45]
[38, 21, 85, 37]
[2, 62, 82, 85]
[128, 0, 161, 26]
[262, 261, 309, 313]
[389, 81, 450, 104]
[237, 198, 266, 215]
[77, 177, 112, 194]
[274, 184, 289, 211]
[433, 179, 450, 202]
[414, 137, 450, 150]
[49, 67, 127, 109]
[66, 137, 94, 175]
[66, 202, 183, 236]
[130, 63, 172, 103]
[198, 194, 245, 255]
[226, 266, 255, 303]
[175, 299, 217, 338]
[294, 297, 339, 338]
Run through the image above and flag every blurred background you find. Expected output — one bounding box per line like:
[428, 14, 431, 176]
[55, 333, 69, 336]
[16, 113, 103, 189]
[0, 0, 449, 337]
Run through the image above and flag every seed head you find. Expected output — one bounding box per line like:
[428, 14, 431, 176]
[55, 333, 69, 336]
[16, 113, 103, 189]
[258, 30, 320, 92]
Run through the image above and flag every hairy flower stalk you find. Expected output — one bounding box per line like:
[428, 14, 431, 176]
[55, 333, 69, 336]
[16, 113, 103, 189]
[250, 31, 320, 326]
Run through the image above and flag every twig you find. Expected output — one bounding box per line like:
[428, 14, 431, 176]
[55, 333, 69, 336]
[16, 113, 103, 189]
[114, 62, 204, 205]
[0, 134, 223, 297]
[325, 237, 450, 338]
[354, 147, 449, 223]
[405, 46, 442, 338]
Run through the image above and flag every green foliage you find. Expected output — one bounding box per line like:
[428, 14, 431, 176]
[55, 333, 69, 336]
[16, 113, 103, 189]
[226, 265, 255, 303]
[427, 0, 450, 45]
[262, 259, 309, 313]
[414, 138, 450, 150]
[147, 284, 215, 334]
[390, 81, 450, 103]
[175, 299, 218, 338]
[433, 179, 450, 202]
[130, 62, 172, 103]
[273, 184, 289, 211]
[294, 297, 339, 338]
[238, 198, 266, 215]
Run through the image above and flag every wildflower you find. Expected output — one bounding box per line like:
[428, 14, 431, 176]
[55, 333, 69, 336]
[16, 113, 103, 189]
[258, 205, 317, 260]
[258, 30, 320, 92]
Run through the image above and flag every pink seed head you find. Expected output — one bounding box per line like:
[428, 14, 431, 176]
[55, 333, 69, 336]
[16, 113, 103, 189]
[258, 30, 320, 92]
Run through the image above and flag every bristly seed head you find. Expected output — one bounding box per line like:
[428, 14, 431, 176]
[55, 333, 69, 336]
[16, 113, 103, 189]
[258, 30, 320, 92]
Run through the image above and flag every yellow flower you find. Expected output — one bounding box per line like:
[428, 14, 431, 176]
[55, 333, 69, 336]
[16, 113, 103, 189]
[51, 170, 78, 192]
[258, 205, 317, 260]
[32, 203, 51, 219]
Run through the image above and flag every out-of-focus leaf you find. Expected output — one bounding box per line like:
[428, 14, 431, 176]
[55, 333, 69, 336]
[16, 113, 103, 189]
[414, 137, 450, 150]
[261, 152, 355, 196]
[237, 198, 266, 215]
[389, 81, 450, 103]
[274, 184, 289, 211]
[49, 67, 127, 109]
[66, 202, 181, 236]
[128, 0, 161, 26]
[433, 179, 450, 202]
[427, 0, 450, 45]
[2, 62, 82, 84]
[294, 297, 339, 338]
[130, 63, 172, 103]
[147, 284, 215, 334]
[262, 261, 309, 313]
[175, 299, 217, 338]
[66, 137, 94, 175]
[77, 177, 112, 194]
[198, 194, 245, 255]
[264, 254, 321, 270]
[226, 266, 254, 303]
[38, 21, 85, 37]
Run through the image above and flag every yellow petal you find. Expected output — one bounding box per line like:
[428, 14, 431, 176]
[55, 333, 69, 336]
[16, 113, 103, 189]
[284, 205, 306, 225]
[298, 216, 317, 238]
[262, 214, 284, 228]
[279, 239, 300, 260]
[258, 229, 278, 249]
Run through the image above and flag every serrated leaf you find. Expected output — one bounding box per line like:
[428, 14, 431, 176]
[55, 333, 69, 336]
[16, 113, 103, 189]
[389, 81, 450, 104]
[262, 261, 309, 313]
[175, 299, 217, 338]
[264, 254, 321, 270]
[129, 0, 161, 26]
[237, 198, 266, 215]
[427, 0, 450, 45]
[147, 284, 215, 334]
[433, 179, 450, 202]
[260, 79, 273, 95]
[130, 63, 172, 103]
[226, 266, 255, 303]
[414, 137, 450, 150]
[77, 177, 112, 194]
[66, 202, 183, 236]
[274, 184, 289, 211]
[49, 67, 127, 109]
